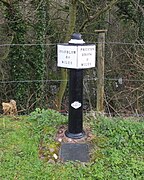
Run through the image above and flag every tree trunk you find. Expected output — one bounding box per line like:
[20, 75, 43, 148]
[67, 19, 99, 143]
[55, 0, 77, 111]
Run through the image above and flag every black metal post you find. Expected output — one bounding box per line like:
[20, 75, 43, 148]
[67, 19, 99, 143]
[65, 69, 85, 139]
[65, 33, 86, 139]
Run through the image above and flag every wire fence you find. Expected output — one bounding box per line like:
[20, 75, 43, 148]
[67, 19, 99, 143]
[1, 77, 144, 84]
[0, 41, 144, 47]
[0, 41, 144, 117]
[0, 78, 143, 117]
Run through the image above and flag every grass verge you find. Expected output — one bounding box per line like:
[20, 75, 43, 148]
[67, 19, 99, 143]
[0, 110, 144, 180]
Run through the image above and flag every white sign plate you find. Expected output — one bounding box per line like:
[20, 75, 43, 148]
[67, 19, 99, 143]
[77, 45, 96, 68]
[57, 45, 77, 68]
[71, 101, 82, 109]
[57, 44, 96, 69]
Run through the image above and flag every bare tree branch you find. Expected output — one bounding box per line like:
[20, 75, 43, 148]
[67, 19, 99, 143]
[79, 0, 118, 32]
[0, 0, 10, 7]
[132, 0, 144, 16]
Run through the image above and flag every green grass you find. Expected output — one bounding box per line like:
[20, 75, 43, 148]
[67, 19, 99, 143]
[0, 109, 144, 180]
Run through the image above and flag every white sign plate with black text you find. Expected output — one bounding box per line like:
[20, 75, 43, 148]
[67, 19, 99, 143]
[57, 44, 96, 69]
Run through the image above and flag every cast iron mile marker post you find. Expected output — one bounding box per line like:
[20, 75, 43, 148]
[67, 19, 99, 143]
[57, 33, 96, 139]
[66, 33, 85, 139]
[66, 66, 84, 138]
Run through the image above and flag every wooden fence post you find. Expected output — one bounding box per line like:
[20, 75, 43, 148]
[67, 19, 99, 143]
[96, 30, 107, 114]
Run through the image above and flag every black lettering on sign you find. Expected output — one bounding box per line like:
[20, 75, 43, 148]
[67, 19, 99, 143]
[59, 50, 76, 54]
[81, 63, 92, 67]
[80, 47, 94, 51]
[82, 53, 92, 56]
[66, 56, 70, 59]
[62, 60, 72, 65]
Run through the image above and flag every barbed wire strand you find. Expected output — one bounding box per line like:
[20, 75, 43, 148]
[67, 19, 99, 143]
[0, 79, 67, 84]
[0, 41, 144, 47]
[84, 78, 144, 82]
[0, 78, 144, 84]
[0, 43, 56, 47]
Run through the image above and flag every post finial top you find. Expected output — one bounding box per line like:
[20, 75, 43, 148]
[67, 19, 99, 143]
[71, 33, 82, 40]
[69, 33, 85, 44]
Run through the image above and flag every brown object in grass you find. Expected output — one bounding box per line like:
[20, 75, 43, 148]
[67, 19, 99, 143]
[2, 99, 18, 116]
